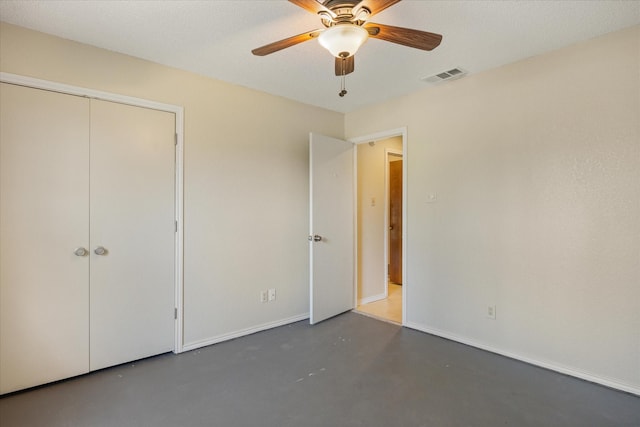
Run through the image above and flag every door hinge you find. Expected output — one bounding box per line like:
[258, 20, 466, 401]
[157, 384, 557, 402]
[175, 220, 178, 233]
[174, 133, 178, 146]
[174, 307, 178, 320]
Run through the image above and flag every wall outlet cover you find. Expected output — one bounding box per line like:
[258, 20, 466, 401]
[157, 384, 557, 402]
[487, 305, 496, 319]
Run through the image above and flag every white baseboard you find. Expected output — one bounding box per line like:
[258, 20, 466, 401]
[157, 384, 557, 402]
[181, 313, 309, 353]
[359, 292, 387, 305]
[404, 321, 640, 397]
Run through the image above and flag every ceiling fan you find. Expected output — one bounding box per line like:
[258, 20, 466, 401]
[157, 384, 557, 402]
[252, 0, 443, 96]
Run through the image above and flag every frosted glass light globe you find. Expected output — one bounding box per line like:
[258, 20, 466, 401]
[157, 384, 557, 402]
[318, 24, 369, 58]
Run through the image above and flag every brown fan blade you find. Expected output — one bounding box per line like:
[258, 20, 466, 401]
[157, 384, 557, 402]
[365, 22, 442, 51]
[357, 0, 402, 17]
[335, 56, 355, 76]
[288, 0, 332, 15]
[252, 29, 324, 56]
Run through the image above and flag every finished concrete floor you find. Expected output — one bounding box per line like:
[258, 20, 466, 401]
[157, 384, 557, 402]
[1, 312, 639, 427]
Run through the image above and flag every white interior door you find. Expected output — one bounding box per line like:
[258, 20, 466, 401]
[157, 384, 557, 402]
[89, 99, 175, 371]
[309, 133, 355, 324]
[0, 83, 90, 393]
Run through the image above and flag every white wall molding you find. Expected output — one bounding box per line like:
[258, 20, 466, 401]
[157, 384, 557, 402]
[404, 321, 640, 397]
[182, 313, 309, 352]
[0, 72, 181, 113]
[349, 127, 407, 145]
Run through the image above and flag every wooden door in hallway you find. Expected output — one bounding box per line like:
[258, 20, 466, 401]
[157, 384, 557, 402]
[388, 159, 402, 284]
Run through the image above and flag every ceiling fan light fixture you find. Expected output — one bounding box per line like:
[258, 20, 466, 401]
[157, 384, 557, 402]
[318, 24, 368, 58]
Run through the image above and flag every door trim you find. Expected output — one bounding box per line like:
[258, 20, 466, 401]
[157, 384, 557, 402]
[0, 72, 185, 353]
[349, 127, 407, 325]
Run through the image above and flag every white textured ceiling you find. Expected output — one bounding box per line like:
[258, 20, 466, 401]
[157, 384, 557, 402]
[1, 0, 638, 113]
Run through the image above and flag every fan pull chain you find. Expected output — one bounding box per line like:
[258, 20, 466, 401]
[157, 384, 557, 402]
[339, 74, 347, 97]
[339, 57, 348, 97]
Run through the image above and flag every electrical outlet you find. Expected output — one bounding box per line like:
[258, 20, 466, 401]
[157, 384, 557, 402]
[260, 290, 268, 303]
[268, 288, 276, 302]
[487, 305, 496, 319]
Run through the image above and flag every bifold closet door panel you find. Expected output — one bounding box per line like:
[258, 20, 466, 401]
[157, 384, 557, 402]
[0, 83, 90, 394]
[89, 99, 175, 371]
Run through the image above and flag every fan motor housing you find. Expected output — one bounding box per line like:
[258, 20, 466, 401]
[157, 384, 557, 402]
[319, 0, 371, 27]
[321, 0, 361, 9]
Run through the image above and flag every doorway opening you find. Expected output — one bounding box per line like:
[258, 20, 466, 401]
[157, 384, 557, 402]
[353, 134, 404, 324]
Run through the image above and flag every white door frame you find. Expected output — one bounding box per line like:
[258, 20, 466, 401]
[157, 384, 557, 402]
[350, 127, 407, 325]
[0, 72, 185, 353]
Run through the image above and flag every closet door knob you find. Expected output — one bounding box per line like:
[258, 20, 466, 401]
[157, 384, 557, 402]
[74, 247, 88, 257]
[94, 246, 107, 256]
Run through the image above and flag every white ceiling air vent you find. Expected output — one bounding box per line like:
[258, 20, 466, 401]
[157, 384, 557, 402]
[421, 67, 467, 84]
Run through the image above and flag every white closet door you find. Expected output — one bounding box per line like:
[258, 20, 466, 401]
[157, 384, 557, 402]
[89, 99, 175, 371]
[0, 83, 90, 394]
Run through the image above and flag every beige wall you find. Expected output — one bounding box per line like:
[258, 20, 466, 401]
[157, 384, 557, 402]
[346, 25, 640, 393]
[357, 137, 402, 303]
[0, 22, 344, 348]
